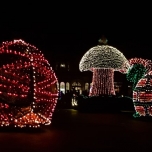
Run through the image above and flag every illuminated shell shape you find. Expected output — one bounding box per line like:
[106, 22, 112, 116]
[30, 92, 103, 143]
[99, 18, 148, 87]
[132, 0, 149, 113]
[79, 45, 130, 73]
[133, 71, 152, 116]
[0, 39, 58, 127]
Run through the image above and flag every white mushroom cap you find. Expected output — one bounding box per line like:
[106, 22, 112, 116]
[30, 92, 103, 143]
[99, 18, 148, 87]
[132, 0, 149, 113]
[79, 45, 130, 73]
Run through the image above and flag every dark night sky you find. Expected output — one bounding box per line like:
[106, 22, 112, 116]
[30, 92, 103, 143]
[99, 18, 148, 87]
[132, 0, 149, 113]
[0, 3, 151, 69]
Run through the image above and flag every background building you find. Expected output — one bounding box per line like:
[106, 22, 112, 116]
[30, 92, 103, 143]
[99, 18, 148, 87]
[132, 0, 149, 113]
[51, 36, 133, 97]
[52, 60, 132, 97]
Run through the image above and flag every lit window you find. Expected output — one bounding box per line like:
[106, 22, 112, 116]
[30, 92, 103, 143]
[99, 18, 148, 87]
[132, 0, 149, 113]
[60, 64, 65, 67]
[72, 82, 77, 86]
[77, 82, 81, 86]
[85, 83, 89, 90]
[60, 82, 65, 94]
[66, 82, 70, 91]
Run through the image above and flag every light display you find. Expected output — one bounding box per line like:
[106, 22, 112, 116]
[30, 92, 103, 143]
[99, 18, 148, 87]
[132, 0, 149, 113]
[129, 57, 152, 73]
[0, 39, 58, 127]
[133, 71, 152, 117]
[79, 45, 130, 96]
[126, 64, 146, 90]
[89, 68, 115, 95]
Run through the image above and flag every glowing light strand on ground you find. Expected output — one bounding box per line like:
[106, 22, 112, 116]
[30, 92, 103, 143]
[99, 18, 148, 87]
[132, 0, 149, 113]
[0, 39, 58, 128]
[79, 45, 130, 96]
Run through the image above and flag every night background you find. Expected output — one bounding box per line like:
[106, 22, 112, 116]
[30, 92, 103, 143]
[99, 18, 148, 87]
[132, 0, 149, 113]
[0, 4, 152, 151]
[0, 24, 151, 69]
[0, 2, 151, 69]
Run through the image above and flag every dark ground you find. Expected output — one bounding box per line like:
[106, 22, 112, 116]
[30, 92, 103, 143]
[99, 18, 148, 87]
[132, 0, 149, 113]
[0, 108, 152, 152]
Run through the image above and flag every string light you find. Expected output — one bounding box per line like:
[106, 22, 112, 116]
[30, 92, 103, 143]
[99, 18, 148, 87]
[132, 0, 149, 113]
[129, 57, 152, 73]
[126, 64, 146, 90]
[0, 39, 58, 128]
[133, 71, 152, 117]
[79, 45, 130, 96]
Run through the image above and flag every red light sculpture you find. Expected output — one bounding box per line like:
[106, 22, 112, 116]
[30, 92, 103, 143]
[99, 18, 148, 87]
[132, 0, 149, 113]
[0, 39, 58, 128]
[129, 57, 152, 73]
[133, 71, 152, 117]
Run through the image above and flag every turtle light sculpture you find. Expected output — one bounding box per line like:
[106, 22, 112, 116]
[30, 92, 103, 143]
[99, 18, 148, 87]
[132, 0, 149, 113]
[79, 38, 130, 96]
[133, 71, 152, 117]
[0, 39, 58, 127]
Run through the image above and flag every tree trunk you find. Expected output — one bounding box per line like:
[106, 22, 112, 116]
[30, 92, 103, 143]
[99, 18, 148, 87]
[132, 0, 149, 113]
[89, 68, 115, 96]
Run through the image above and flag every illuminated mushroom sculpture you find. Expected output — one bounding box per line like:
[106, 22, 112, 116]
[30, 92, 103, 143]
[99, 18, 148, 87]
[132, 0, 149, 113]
[79, 38, 130, 96]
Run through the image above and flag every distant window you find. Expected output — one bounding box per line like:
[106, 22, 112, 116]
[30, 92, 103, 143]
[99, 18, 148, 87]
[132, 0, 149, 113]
[77, 82, 81, 86]
[72, 82, 81, 86]
[79, 89, 82, 94]
[85, 83, 89, 91]
[72, 82, 77, 86]
[66, 82, 70, 91]
[60, 82, 65, 94]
